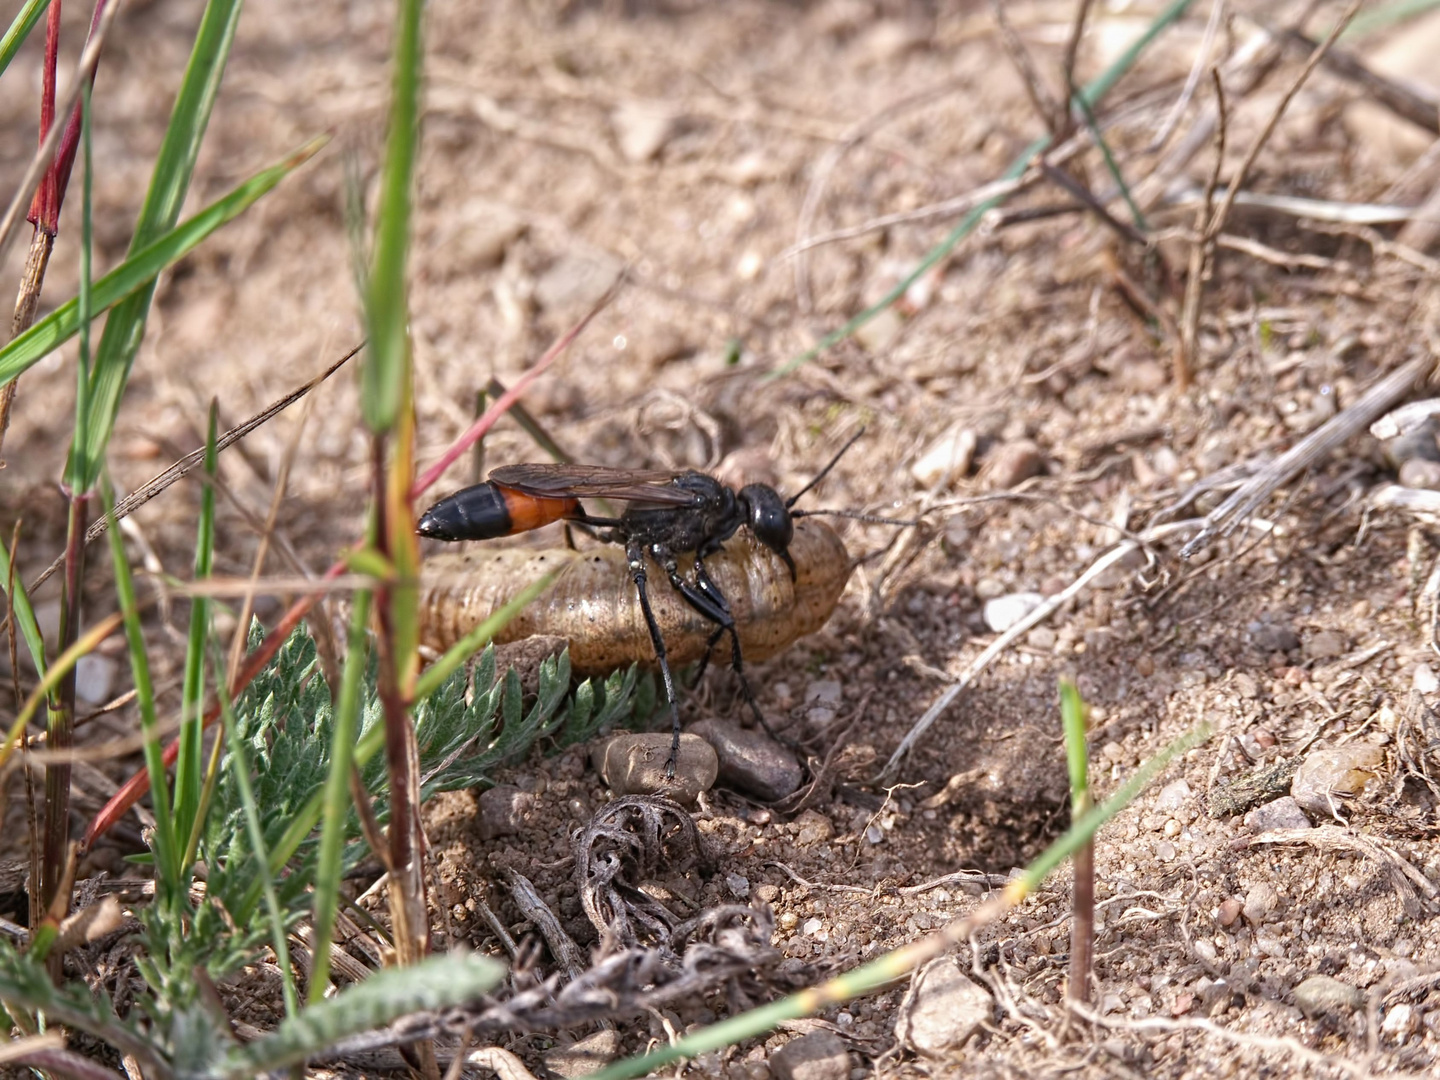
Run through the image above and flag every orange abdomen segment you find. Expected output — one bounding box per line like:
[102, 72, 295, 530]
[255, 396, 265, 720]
[500, 489, 581, 535]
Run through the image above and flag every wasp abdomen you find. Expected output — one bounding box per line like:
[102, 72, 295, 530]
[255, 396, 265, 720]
[417, 482, 579, 541]
[418, 519, 851, 674]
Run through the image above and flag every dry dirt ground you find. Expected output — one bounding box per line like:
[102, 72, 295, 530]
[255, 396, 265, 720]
[4, 0, 1440, 1077]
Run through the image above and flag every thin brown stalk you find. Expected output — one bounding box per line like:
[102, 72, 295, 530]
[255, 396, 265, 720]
[43, 495, 89, 945]
[990, 0, 1064, 136]
[8, 522, 43, 934]
[1057, 0, 1096, 139]
[2, 229, 56, 459]
[1178, 68, 1227, 388]
[1207, 0, 1363, 241]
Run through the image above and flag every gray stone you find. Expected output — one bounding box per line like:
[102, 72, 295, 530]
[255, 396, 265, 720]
[982, 591, 1044, 633]
[1291, 745, 1385, 816]
[543, 1029, 623, 1078]
[981, 440, 1043, 490]
[477, 785, 533, 841]
[1251, 622, 1299, 653]
[894, 957, 993, 1056]
[1293, 974, 1365, 1017]
[769, 1031, 849, 1080]
[688, 718, 803, 801]
[1244, 796, 1312, 834]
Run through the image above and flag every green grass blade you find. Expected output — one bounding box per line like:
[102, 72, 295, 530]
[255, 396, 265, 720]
[587, 723, 1211, 1080]
[0, 137, 326, 389]
[220, 954, 505, 1076]
[361, 0, 422, 435]
[0, 532, 48, 680]
[1060, 679, 1090, 809]
[0, 0, 50, 79]
[767, 0, 1195, 379]
[101, 478, 180, 893]
[65, 0, 246, 494]
[308, 588, 372, 1004]
[173, 403, 218, 850]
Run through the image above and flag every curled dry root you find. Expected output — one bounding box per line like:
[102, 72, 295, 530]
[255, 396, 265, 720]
[575, 795, 711, 950]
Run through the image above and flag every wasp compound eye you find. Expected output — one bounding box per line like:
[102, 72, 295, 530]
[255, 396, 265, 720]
[741, 484, 794, 556]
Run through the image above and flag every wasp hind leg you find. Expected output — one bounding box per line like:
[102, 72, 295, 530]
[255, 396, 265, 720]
[627, 540, 683, 778]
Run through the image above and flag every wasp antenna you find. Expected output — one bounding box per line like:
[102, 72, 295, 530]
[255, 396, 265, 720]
[785, 426, 867, 508]
[792, 507, 920, 527]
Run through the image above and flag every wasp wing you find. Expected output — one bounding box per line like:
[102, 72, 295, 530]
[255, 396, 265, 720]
[487, 463, 701, 505]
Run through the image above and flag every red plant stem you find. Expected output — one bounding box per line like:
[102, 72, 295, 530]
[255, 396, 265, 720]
[27, 0, 108, 234]
[410, 277, 619, 498]
[43, 494, 87, 919]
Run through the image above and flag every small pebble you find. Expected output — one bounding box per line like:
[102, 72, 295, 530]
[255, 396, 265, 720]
[726, 873, 751, 899]
[981, 440, 1044, 490]
[794, 810, 834, 847]
[1154, 778, 1193, 812]
[1414, 664, 1439, 694]
[1244, 796, 1313, 834]
[1293, 974, 1365, 1017]
[1303, 629, 1348, 661]
[894, 957, 993, 1057]
[1251, 622, 1300, 653]
[1399, 458, 1440, 490]
[805, 680, 843, 708]
[1242, 881, 1280, 924]
[534, 251, 624, 312]
[855, 306, 904, 352]
[477, 785, 533, 840]
[974, 577, 1006, 601]
[1291, 745, 1385, 816]
[1155, 840, 1176, 861]
[983, 591, 1045, 633]
[1382, 1003, 1418, 1037]
[910, 426, 978, 488]
[689, 718, 803, 801]
[593, 733, 718, 803]
[1217, 898, 1243, 927]
[769, 1031, 850, 1080]
[865, 824, 885, 845]
[74, 654, 117, 705]
[610, 101, 676, 163]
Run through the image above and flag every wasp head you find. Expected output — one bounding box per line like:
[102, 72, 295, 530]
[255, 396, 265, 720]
[740, 483, 796, 580]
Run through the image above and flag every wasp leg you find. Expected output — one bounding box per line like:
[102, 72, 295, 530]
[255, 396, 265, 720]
[627, 539, 683, 778]
[660, 555, 780, 744]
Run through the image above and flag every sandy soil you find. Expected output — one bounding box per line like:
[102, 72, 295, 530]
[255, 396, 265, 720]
[3, 1, 1440, 1077]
